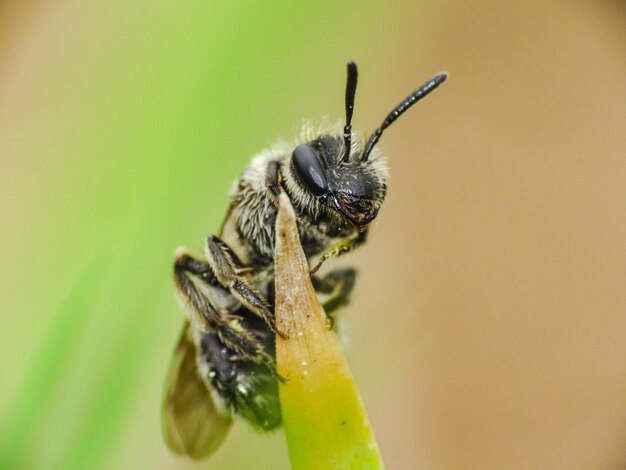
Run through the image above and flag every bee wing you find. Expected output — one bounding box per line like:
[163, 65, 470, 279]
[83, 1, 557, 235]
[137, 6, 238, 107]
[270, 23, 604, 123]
[162, 321, 232, 460]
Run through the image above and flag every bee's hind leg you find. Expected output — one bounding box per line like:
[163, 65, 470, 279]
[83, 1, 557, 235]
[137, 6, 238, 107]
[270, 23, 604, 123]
[311, 267, 357, 329]
[173, 250, 223, 330]
[205, 236, 286, 339]
[173, 249, 277, 370]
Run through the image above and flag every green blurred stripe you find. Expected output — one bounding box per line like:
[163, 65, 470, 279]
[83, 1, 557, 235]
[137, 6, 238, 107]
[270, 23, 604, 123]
[58, 306, 157, 470]
[0, 258, 107, 470]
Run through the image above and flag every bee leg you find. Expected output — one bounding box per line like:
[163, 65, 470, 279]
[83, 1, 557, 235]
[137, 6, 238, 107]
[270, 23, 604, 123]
[173, 250, 223, 330]
[216, 326, 286, 383]
[265, 160, 282, 206]
[313, 267, 357, 315]
[174, 250, 279, 372]
[217, 322, 285, 382]
[312, 267, 357, 329]
[205, 236, 287, 339]
[310, 230, 369, 274]
[216, 322, 275, 366]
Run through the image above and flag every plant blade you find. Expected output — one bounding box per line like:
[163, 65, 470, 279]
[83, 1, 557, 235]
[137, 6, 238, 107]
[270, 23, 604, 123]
[274, 193, 385, 470]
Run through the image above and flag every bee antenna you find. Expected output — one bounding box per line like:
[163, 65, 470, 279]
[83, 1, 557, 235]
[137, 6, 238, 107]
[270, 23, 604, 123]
[342, 61, 358, 163]
[362, 72, 448, 162]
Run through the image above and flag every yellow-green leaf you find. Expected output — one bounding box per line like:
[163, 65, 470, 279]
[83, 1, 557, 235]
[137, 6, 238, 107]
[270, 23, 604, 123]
[274, 193, 385, 470]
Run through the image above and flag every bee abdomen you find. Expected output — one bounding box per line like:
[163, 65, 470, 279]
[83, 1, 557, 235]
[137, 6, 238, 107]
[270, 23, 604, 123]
[199, 316, 281, 431]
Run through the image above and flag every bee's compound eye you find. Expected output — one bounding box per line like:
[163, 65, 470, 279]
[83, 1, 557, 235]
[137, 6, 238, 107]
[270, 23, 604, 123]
[291, 144, 328, 197]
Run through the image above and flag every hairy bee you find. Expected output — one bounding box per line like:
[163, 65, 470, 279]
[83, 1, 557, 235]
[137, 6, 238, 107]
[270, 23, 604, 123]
[162, 62, 447, 459]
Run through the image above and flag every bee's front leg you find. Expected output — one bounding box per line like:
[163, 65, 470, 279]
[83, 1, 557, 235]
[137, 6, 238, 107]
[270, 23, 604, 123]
[310, 230, 369, 274]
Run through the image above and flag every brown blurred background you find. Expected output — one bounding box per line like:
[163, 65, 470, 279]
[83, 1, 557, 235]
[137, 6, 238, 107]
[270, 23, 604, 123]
[356, 2, 626, 468]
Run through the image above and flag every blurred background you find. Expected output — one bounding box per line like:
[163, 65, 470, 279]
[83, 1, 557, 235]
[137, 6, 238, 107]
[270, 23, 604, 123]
[1, 1, 625, 469]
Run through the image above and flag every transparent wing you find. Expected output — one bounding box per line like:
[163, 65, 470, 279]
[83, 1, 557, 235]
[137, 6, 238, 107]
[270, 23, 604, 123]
[162, 321, 232, 460]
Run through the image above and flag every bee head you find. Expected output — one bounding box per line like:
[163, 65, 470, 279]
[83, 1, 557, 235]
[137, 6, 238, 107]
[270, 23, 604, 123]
[290, 134, 386, 227]
[289, 62, 447, 228]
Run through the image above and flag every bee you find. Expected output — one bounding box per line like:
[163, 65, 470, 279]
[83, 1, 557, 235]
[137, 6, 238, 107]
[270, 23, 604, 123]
[162, 61, 447, 459]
